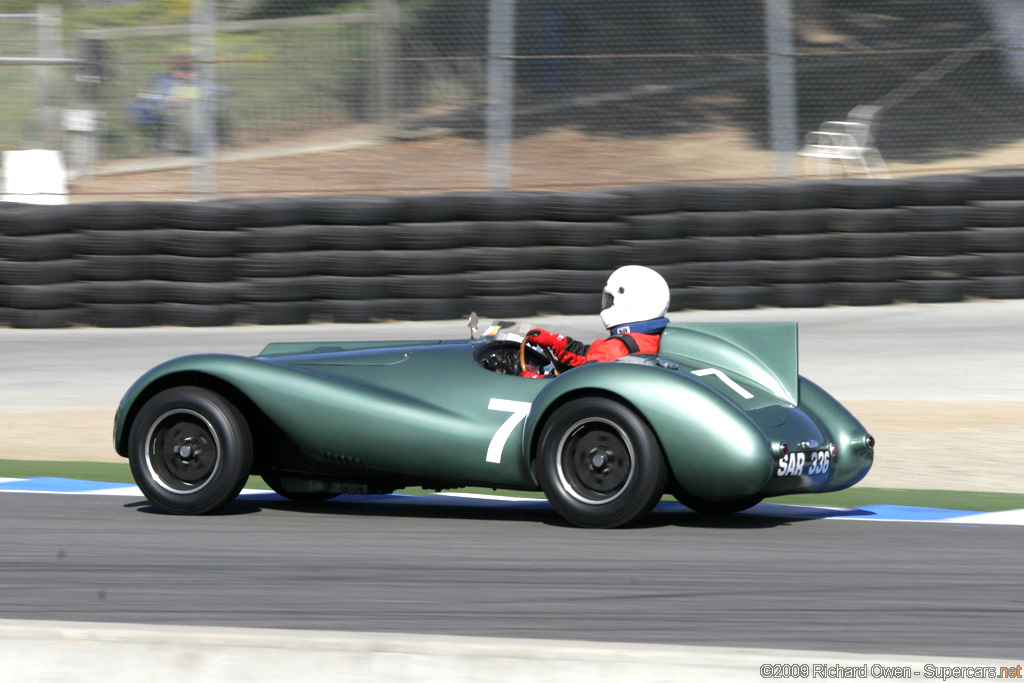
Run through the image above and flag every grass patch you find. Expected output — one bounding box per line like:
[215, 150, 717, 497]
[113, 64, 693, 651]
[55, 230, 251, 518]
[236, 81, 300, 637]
[766, 488, 1024, 512]
[3, 459, 1024, 512]
[0, 460, 134, 483]
[0, 459, 270, 491]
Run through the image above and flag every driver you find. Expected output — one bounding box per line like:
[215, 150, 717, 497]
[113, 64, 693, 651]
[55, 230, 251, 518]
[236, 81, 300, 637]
[522, 265, 670, 377]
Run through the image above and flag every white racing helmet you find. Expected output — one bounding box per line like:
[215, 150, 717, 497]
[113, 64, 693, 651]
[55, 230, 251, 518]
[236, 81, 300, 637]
[599, 265, 670, 330]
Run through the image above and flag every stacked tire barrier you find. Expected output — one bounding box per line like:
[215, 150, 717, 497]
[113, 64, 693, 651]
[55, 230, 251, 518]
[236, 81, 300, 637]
[2, 170, 1024, 328]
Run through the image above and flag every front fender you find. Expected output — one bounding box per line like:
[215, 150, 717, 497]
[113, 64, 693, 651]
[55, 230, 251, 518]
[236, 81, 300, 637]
[523, 363, 774, 499]
[114, 354, 278, 456]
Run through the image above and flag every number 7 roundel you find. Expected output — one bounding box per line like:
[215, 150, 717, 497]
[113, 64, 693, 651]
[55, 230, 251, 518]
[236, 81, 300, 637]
[486, 398, 532, 463]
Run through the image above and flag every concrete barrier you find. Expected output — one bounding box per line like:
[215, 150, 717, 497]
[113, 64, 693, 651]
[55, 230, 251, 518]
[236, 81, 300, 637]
[0, 619, 1015, 682]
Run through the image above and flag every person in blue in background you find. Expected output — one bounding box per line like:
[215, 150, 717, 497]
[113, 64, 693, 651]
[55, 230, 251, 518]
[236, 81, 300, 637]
[128, 56, 230, 154]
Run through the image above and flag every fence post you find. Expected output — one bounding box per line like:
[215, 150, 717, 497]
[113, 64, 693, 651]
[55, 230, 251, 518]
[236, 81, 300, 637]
[192, 0, 216, 199]
[36, 4, 62, 150]
[981, 0, 1024, 88]
[486, 0, 515, 189]
[765, 0, 797, 177]
[372, 0, 398, 129]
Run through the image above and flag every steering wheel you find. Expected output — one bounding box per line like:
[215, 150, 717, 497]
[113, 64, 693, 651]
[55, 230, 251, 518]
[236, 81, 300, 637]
[520, 335, 560, 376]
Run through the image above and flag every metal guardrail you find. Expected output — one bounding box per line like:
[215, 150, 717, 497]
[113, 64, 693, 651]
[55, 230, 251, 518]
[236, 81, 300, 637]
[78, 12, 381, 40]
[0, 58, 82, 64]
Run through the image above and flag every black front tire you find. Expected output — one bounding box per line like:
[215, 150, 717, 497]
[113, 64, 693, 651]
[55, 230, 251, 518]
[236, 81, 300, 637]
[537, 397, 666, 528]
[128, 386, 253, 514]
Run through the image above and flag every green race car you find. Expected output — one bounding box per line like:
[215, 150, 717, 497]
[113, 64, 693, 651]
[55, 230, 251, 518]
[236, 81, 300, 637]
[113, 317, 874, 528]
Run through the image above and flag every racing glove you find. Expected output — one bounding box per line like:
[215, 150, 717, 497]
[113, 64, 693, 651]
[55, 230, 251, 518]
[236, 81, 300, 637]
[526, 328, 569, 354]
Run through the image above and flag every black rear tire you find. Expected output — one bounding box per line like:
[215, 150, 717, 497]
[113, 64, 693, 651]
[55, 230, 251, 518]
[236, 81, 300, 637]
[128, 386, 252, 514]
[537, 397, 666, 528]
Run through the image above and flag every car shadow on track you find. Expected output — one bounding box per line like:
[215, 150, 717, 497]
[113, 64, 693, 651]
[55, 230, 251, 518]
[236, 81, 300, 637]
[126, 495, 867, 529]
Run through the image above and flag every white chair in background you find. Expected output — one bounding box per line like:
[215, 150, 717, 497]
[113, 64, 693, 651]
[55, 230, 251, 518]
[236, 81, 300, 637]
[798, 105, 890, 178]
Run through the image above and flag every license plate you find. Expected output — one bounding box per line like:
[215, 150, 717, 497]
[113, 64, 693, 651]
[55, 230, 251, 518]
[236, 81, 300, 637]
[775, 450, 831, 478]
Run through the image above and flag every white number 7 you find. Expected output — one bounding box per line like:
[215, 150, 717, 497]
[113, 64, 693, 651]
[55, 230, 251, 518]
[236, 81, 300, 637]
[486, 398, 532, 463]
[691, 368, 754, 399]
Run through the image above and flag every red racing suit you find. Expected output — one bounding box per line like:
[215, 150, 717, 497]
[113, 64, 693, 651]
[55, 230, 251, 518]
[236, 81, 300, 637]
[555, 332, 661, 366]
[520, 324, 666, 377]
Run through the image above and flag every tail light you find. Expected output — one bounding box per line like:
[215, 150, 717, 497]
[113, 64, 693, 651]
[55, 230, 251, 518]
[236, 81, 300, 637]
[850, 434, 875, 452]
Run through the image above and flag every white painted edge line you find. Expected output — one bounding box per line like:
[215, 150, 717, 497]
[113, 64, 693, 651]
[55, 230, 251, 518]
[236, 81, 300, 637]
[73, 485, 143, 496]
[943, 509, 1024, 525]
[0, 619, 1016, 683]
[0, 482, 267, 497]
[438, 491, 542, 501]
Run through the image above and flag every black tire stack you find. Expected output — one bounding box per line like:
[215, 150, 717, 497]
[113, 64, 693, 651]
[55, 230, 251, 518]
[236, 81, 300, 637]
[964, 170, 1024, 301]
[619, 184, 779, 311]
[618, 173, 1009, 310]
[73, 201, 164, 328]
[0, 204, 78, 328]
[4, 170, 1024, 328]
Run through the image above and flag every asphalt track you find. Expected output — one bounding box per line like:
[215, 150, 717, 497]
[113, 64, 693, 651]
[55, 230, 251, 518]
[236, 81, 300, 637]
[1, 489, 1022, 659]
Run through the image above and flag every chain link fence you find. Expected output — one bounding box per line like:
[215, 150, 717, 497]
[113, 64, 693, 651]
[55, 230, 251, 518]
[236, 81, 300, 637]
[0, 7, 66, 152]
[2, 0, 1024, 200]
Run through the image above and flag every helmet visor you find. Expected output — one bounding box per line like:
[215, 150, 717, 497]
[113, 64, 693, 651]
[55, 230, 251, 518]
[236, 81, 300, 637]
[601, 290, 614, 311]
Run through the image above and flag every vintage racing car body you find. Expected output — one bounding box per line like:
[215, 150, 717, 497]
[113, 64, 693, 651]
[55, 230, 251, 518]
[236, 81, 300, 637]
[113, 320, 874, 527]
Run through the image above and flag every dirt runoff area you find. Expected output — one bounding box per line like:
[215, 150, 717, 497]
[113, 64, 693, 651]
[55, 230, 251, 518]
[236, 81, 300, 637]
[6, 400, 1024, 494]
[68, 125, 1024, 201]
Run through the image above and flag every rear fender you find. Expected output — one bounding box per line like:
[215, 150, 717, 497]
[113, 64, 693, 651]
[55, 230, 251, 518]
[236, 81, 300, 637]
[797, 376, 874, 491]
[524, 363, 773, 499]
[658, 322, 799, 405]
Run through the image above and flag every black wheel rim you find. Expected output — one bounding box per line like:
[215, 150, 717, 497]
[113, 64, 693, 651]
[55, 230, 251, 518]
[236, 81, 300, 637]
[145, 408, 221, 494]
[555, 417, 634, 504]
